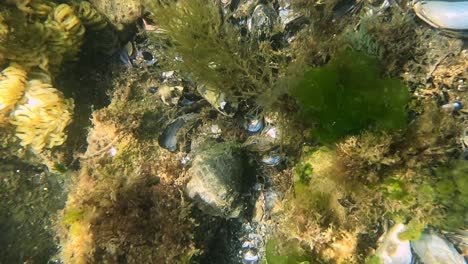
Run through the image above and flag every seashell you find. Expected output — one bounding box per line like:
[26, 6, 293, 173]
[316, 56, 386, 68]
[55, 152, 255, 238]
[278, 4, 308, 38]
[119, 49, 132, 68]
[375, 223, 412, 264]
[244, 135, 277, 153]
[411, 231, 466, 264]
[157, 84, 184, 106]
[179, 98, 194, 106]
[141, 51, 157, 66]
[197, 84, 237, 116]
[243, 249, 259, 263]
[261, 153, 281, 166]
[264, 126, 279, 139]
[242, 241, 253, 249]
[245, 118, 264, 134]
[159, 113, 198, 152]
[454, 77, 466, 91]
[441, 101, 462, 112]
[442, 229, 468, 256]
[148, 87, 157, 94]
[413, 1, 468, 38]
[161, 71, 175, 79]
[247, 4, 277, 39]
[333, 0, 360, 18]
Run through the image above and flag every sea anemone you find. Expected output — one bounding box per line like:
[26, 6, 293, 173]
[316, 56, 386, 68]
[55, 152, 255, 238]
[0, 63, 27, 116]
[10, 79, 74, 152]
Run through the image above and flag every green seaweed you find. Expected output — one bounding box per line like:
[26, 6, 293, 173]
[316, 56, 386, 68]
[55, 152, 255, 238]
[147, 0, 281, 101]
[265, 239, 310, 264]
[398, 219, 426, 241]
[434, 162, 468, 229]
[293, 50, 410, 144]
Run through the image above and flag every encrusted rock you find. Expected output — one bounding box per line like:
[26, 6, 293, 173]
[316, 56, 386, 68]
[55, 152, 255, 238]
[186, 141, 244, 218]
[89, 0, 142, 30]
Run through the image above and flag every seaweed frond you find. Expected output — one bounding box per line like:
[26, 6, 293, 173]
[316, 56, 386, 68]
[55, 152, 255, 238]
[147, 0, 279, 100]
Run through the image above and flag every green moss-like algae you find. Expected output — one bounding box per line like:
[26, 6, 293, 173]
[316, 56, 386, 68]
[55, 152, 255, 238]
[293, 50, 410, 144]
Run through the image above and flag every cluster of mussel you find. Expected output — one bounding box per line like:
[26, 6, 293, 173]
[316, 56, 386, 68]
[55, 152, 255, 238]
[116, 1, 299, 168]
[112, 0, 467, 263]
[375, 224, 467, 264]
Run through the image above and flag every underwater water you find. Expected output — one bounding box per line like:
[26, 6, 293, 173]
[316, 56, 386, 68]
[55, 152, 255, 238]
[0, 0, 467, 263]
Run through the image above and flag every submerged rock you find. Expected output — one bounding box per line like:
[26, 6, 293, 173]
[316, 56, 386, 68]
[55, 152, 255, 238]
[186, 141, 244, 218]
[89, 0, 142, 30]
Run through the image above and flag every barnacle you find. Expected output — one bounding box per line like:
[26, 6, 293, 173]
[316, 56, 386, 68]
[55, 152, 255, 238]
[0, 63, 27, 116]
[76, 1, 107, 31]
[10, 79, 74, 152]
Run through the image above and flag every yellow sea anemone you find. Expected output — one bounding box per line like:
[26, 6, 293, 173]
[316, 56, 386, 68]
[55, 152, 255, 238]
[45, 3, 85, 65]
[53, 4, 85, 36]
[0, 63, 27, 115]
[10, 79, 74, 152]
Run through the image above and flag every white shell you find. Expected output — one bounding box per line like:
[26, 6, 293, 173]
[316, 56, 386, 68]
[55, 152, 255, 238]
[411, 231, 467, 264]
[413, 1, 468, 30]
[375, 223, 412, 264]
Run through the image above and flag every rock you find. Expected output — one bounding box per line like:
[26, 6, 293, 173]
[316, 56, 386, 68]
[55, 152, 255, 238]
[186, 141, 244, 218]
[89, 0, 142, 30]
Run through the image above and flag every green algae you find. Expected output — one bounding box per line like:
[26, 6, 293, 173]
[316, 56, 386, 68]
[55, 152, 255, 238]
[147, 0, 282, 101]
[293, 50, 410, 144]
[265, 239, 310, 264]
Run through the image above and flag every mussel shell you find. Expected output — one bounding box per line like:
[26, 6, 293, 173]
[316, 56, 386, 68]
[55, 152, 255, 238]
[142, 51, 157, 66]
[159, 118, 186, 152]
[333, 0, 359, 17]
[245, 118, 264, 134]
[159, 114, 198, 152]
[413, 0, 468, 37]
[411, 231, 466, 264]
[261, 153, 282, 166]
[248, 4, 277, 39]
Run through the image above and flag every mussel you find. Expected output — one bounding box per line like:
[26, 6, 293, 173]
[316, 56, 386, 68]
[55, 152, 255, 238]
[375, 223, 413, 264]
[159, 113, 198, 152]
[245, 117, 264, 134]
[413, 0, 468, 38]
[411, 231, 466, 264]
